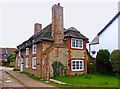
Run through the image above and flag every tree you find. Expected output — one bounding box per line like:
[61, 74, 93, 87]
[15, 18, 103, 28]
[7, 53, 15, 63]
[110, 50, 120, 74]
[96, 49, 112, 73]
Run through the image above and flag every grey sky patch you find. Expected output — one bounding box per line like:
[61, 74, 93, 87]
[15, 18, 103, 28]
[0, 1, 118, 48]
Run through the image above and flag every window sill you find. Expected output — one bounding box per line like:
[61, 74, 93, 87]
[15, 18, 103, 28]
[32, 67, 36, 70]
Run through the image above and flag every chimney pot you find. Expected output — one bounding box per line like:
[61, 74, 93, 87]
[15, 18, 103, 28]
[58, 3, 60, 6]
[34, 23, 42, 34]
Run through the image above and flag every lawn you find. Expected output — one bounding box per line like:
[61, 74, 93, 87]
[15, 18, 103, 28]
[53, 73, 119, 88]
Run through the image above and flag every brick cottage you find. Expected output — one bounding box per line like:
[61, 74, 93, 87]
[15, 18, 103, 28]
[15, 3, 89, 80]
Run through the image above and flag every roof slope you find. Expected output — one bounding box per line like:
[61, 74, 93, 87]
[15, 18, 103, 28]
[98, 11, 120, 36]
[90, 11, 120, 45]
[16, 24, 89, 51]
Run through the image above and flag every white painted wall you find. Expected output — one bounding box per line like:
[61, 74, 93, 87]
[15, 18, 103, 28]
[91, 17, 118, 57]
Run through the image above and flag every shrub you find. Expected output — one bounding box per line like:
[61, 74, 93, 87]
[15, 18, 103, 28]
[52, 61, 67, 77]
[110, 50, 120, 74]
[87, 58, 95, 74]
[96, 49, 112, 73]
[2, 60, 7, 66]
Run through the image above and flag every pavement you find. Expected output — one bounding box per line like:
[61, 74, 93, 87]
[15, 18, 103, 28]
[6, 70, 54, 87]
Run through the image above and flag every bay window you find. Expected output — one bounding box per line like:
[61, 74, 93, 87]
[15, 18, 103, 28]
[71, 38, 83, 49]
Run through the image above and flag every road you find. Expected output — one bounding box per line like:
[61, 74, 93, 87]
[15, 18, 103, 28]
[0, 66, 24, 88]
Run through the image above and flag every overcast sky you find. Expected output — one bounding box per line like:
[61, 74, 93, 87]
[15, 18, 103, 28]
[0, 0, 119, 48]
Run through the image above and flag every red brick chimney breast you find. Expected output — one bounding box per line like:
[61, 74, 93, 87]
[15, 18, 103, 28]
[52, 3, 64, 44]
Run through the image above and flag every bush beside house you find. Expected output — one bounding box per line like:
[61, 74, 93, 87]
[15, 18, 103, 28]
[96, 49, 112, 74]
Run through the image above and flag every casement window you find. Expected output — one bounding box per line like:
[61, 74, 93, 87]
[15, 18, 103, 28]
[26, 48, 29, 55]
[71, 60, 84, 71]
[32, 57, 36, 69]
[18, 58, 21, 66]
[26, 58, 29, 68]
[32, 44, 37, 54]
[71, 38, 83, 49]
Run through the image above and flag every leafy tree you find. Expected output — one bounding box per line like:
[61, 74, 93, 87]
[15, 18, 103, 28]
[110, 50, 120, 74]
[7, 53, 15, 63]
[96, 49, 112, 73]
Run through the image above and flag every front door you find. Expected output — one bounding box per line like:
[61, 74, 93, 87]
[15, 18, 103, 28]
[20, 58, 24, 72]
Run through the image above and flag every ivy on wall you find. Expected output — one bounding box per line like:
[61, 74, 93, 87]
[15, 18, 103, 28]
[52, 61, 67, 77]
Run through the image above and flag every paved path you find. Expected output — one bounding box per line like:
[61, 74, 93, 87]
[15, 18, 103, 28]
[6, 70, 54, 87]
[2, 70, 24, 87]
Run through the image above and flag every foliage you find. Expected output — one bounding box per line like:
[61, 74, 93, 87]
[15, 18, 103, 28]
[2, 60, 7, 66]
[7, 53, 15, 63]
[87, 58, 95, 74]
[96, 49, 112, 73]
[110, 50, 120, 74]
[13, 68, 20, 71]
[52, 61, 67, 77]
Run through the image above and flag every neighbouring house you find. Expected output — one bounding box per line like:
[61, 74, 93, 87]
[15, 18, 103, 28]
[0, 47, 16, 65]
[89, 11, 120, 57]
[15, 3, 89, 80]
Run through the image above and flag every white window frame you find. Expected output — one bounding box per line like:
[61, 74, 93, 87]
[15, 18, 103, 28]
[18, 58, 21, 67]
[26, 48, 29, 55]
[71, 38, 83, 49]
[32, 44, 37, 54]
[71, 60, 84, 71]
[26, 58, 29, 68]
[32, 57, 36, 69]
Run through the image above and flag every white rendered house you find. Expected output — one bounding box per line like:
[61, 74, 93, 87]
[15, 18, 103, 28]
[90, 11, 120, 57]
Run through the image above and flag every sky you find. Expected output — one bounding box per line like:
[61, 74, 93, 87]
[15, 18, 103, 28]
[0, 0, 119, 48]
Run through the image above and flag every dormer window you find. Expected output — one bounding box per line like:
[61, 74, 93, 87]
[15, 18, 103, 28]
[71, 38, 83, 49]
[32, 44, 37, 54]
[26, 48, 29, 55]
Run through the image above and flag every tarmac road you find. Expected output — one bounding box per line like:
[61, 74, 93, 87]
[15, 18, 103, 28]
[0, 66, 24, 87]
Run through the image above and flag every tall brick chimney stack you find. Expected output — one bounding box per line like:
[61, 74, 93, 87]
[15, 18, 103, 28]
[52, 3, 64, 44]
[34, 23, 42, 34]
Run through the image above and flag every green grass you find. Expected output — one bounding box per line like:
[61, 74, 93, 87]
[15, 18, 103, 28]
[53, 73, 119, 88]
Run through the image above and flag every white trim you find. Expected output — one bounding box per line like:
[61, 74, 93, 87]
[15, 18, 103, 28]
[71, 60, 84, 71]
[26, 58, 29, 68]
[71, 38, 83, 49]
[32, 57, 36, 69]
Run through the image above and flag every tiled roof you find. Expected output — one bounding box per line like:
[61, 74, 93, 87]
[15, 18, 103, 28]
[16, 24, 89, 51]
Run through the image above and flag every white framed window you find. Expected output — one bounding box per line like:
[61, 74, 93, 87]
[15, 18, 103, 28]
[71, 60, 84, 71]
[32, 57, 36, 69]
[18, 58, 21, 66]
[26, 48, 29, 55]
[32, 44, 37, 54]
[71, 38, 83, 49]
[26, 58, 29, 68]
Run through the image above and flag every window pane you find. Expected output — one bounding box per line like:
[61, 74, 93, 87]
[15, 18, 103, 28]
[72, 39, 75, 47]
[78, 40, 83, 48]
[76, 40, 78, 47]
